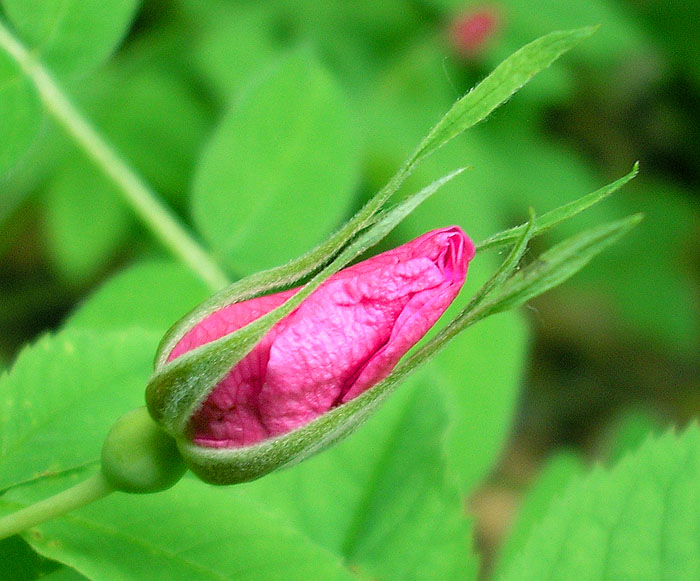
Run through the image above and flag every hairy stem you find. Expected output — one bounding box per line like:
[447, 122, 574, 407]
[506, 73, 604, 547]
[0, 473, 113, 540]
[0, 20, 229, 291]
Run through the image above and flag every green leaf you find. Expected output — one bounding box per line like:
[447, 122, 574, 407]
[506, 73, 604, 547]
[40, 567, 87, 580]
[0, 533, 63, 579]
[190, 3, 279, 103]
[495, 452, 585, 577]
[602, 408, 665, 466]
[0, 329, 158, 491]
[65, 261, 210, 335]
[2, 475, 354, 580]
[1, 0, 141, 76]
[192, 49, 361, 276]
[80, 57, 211, 207]
[342, 387, 478, 579]
[0, 48, 41, 174]
[500, 425, 700, 580]
[239, 377, 478, 579]
[432, 311, 528, 492]
[43, 158, 132, 284]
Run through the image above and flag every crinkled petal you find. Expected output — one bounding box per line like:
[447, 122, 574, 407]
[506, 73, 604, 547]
[170, 226, 474, 448]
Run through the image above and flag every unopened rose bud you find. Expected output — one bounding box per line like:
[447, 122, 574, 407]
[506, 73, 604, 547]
[147, 227, 474, 484]
[450, 7, 500, 59]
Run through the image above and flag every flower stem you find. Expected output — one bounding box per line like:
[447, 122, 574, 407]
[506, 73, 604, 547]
[0, 473, 113, 540]
[0, 20, 229, 292]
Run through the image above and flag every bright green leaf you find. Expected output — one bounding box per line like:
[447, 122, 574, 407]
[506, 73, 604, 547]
[0, 329, 159, 491]
[0, 48, 41, 174]
[1, 0, 141, 76]
[495, 452, 585, 577]
[40, 567, 87, 580]
[432, 311, 528, 493]
[43, 158, 132, 284]
[500, 425, 700, 580]
[65, 261, 210, 335]
[190, 3, 279, 103]
[2, 474, 354, 580]
[0, 533, 61, 580]
[192, 49, 360, 275]
[602, 408, 665, 466]
[240, 377, 478, 579]
[79, 58, 211, 207]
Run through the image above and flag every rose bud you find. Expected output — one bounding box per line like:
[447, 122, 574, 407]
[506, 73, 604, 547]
[147, 226, 475, 484]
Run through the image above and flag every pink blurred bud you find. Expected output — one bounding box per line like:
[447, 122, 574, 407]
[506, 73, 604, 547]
[169, 227, 475, 448]
[450, 7, 500, 58]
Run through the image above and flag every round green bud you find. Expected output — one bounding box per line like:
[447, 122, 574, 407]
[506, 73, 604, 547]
[101, 407, 187, 494]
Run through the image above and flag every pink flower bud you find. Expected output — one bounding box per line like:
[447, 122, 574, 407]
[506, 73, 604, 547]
[450, 7, 500, 59]
[168, 227, 474, 448]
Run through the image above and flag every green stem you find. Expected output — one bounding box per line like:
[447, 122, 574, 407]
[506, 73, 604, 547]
[0, 473, 113, 540]
[0, 20, 229, 291]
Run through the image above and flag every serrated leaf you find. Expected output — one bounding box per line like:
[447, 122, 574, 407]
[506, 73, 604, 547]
[500, 425, 700, 580]
[66, 261, 210, 335]
[602, 409, 665, 466]
[1, 475, 354, 580]
[495, 452, 585, 577]
[0, 48, 41, 174]
[1, 0, 141, 76]
[239, 377, 478, 580]
[192, 49, 360, 275]
[0, 329, 159, 491]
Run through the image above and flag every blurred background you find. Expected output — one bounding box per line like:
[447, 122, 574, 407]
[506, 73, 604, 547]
[1, 0, 698, 571]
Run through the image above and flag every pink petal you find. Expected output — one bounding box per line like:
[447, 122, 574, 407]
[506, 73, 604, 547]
[170, 226, 475, 448]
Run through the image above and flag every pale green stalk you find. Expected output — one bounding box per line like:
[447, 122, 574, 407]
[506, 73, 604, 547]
[0, 20, 229, 291]
[0, 473, 113, 540]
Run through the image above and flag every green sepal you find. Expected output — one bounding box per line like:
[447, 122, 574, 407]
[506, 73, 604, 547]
[476, 162, 639, 252]
[478, 213, 644, 317]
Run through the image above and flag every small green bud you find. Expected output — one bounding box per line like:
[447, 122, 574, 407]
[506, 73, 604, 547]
[101, 407, 186, 493]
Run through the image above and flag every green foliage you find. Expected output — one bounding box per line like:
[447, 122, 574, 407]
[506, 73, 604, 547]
[0, 49, 40, 174]
[1, 0, 140, 76]
[0, 0, 697, 577]
[436, 313, 528, 492]
[1, 474, 354, 580]
[43, 160, 133, 284]
[65, 261, 210, 334]
[200, 367, 479, 579]
[495, 452, 585, 576]
[0, 329, 158, 491]
[500, 425, 700, 580]
[192, 49, 361, 275]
